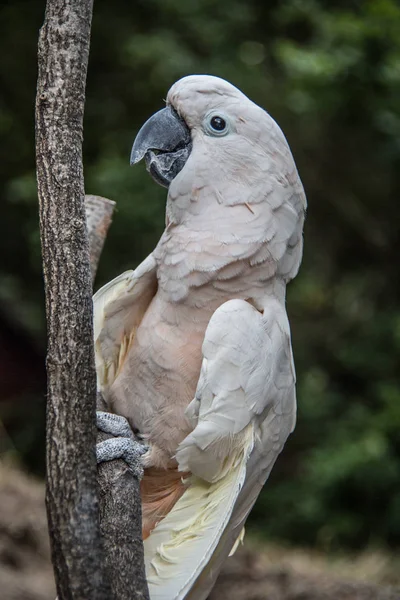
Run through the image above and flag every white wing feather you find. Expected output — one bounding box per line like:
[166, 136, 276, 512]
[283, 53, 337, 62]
[146, 298, 296, 600]
[93, 254, 157, 390]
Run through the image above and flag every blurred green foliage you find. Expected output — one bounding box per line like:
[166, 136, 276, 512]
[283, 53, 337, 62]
[1, 0, 400, 550]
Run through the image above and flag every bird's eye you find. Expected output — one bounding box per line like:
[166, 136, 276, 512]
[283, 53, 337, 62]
[210, 116, 226, 132]
[204, 111, 231, 137]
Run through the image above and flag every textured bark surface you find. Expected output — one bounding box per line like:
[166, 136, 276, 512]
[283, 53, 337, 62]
[35, 1, 110, 599]
[87, 198, 149, 599]
[96, 395, 149, 600]
[85, 195, 116, 283]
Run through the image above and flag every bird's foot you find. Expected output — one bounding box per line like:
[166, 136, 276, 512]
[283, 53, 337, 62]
[96, 411, 148, 479]
[96, 411, 137, 438]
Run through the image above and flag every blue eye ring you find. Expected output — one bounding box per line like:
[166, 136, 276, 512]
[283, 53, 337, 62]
[203, 111, 231, 137]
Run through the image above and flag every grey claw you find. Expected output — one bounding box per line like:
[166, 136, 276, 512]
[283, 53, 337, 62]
[96, 438, 148, 479]
[96, 411, 148, 477]
[96, 411, 135, 439]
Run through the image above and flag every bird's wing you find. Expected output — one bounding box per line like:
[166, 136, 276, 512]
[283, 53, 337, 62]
[144, 298, 296, 600]
[93, 254, 158, 390]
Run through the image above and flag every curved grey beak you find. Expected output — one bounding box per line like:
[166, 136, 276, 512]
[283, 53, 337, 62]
[130, 106, 192, 188]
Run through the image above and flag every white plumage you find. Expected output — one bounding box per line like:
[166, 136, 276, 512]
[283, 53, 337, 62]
[94, 75, 306, 599]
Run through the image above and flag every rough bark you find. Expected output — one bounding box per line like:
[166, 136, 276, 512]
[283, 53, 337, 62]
[85, 195, 116, 283]
[35, 1, 110, 599]
[85, 198, 149, 599]
[96, 395, 150, 600]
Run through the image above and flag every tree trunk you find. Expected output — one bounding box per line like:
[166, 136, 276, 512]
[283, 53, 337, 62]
[35, 1, 110, 598]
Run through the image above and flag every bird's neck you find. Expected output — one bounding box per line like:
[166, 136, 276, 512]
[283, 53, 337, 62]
[155, 223, 287, 313]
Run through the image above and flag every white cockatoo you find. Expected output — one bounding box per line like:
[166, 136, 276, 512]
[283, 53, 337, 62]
[94, 75, 306, 600]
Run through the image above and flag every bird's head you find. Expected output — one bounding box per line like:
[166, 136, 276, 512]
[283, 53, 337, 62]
[131, 74, 287, 189]
[131, 75, 306, 281]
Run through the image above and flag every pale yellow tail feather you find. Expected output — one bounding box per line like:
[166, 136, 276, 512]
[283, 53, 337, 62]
[144, 427, 253, 600]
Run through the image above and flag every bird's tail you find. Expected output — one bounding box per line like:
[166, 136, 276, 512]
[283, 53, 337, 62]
[143, 426, 253, 600]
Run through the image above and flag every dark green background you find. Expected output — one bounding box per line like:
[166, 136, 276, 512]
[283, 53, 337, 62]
[1, 0, 400, 551]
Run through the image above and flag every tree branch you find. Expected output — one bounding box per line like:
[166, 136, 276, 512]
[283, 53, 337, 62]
[96, 395, 149, 600]
[84, 197, 149, 599]
[35, 1, 110, 598]
[85, 195, 116, 283]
